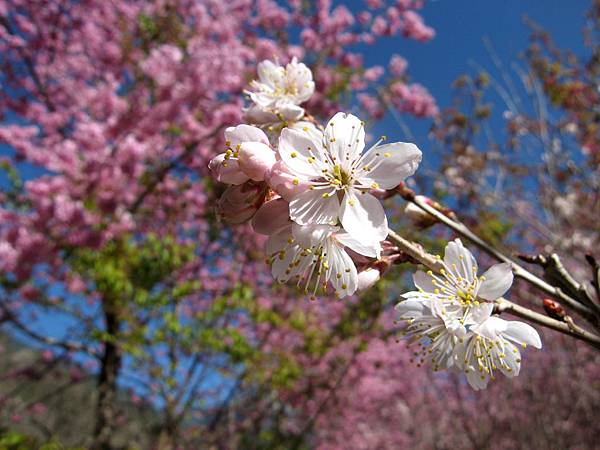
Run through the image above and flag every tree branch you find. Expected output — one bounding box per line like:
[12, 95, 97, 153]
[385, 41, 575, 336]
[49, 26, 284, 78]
[396, 185, 598, 323]
[386, 229, 600, 350]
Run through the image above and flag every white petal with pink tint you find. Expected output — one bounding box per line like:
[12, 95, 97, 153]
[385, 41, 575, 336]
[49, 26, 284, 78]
[340, 190, 388, 243]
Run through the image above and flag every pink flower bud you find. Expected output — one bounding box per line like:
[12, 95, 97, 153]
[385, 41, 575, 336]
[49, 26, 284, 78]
[217, 182, 265, 224]
[265, 160, 309, 201]
[238, 142, 277, 181]
[404, 195, 437, 228]
[208, 153, 249, 185]
[357, 267, 381, 291]
[252, 197, 290, 235]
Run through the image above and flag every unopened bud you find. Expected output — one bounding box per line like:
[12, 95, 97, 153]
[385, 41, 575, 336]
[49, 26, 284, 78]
[217, 182, 265, 224]
[238, 142, 277, 181]
[357, 267, 381, 291]
[265, 160, 309, 201]
[543, 298, 566, 320]
[404, 195, 437, 229]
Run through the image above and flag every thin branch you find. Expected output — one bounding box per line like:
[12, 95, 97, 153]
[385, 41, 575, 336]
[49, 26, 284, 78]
[129, 124, 225, 213]
[0, 303, 91, 354]
[494, 298, 600, 349]
[397, 187, 598, 323]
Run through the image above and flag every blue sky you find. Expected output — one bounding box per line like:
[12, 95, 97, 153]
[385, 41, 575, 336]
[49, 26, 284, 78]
[357, 0, 591, 141]
[395, 0, 590, 105]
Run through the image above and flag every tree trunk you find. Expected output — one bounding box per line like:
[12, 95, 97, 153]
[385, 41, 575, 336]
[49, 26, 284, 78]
[92, 304, 121, 450]
[157, 422, 177, 450]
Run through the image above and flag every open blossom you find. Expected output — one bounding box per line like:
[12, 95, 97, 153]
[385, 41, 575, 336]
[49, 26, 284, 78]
[208, 124, 275, 184]
[266, 222, 380, 298]
[396, 239, 542, 389]
[247, 57, 315, 112]
[457, 310, 542, 390]
[395, 296, 468, 371]
[277, 112, 422, 244]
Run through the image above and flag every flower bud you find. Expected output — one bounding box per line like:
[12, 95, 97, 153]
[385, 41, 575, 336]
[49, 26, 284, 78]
[265, 160, 309, 201]
[404, 195, 437, 229]
[357, 267, 381, 291]
[238, 142, 277, 181]
[208, 153, 249, 185]
[217, 182, 265, 224]
[252, 197, 290, 235]
[543, 298, 566, 320]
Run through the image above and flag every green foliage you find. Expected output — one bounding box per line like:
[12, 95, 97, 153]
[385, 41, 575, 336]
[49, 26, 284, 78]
[135, 10, 186, 53]
[0, 160, 27, 210]
[0, 429, 84, 450]
[72, 234, 194, 306]
[472, 211, 513, 247]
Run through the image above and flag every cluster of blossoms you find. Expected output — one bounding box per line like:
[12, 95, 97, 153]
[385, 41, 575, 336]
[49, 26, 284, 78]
[209, 58, 542, 390]
[396, 239, 542, 389]
[209, 58, 422, 298]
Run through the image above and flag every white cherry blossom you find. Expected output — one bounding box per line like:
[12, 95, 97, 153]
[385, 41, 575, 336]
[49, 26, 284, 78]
[266, 222, 379, 299]
[409, 239, 514, 310]
[396, 239, 542, 389]
[247, 57, 314, 112]
[277, 112, 422, 243]
[395, 296, 467, 371]
[457, 310, 542, 390]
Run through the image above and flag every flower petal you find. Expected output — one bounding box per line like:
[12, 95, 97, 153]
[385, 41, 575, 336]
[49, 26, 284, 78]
[278, 128, 325, 178]
[504, 321, 542, 349]
[357, 267, 380, 291]
[324, 112, 365, 169]
[266, 224, 292, 257]
[208, 153, 249, 185]
[291, 222, 336, 248]
[257, 60, 282, 87]
[478, 263, 513, 301]
[465, 302, 494, 325]
[413, 270, 436, 293]
[498, 342, 521, 377]
[224, 124, 270, 147]
[326, 240, 358, 298]
[335, 231, 380, 258]
[395, 297, 429, 318]
[238, 142, 277, 181]
[278, 104, 306, 121]
[252, 198, 290, 235]
[266, 226, 300, 283]
[356, 142, 422, 189]
[443, 239, 478, 283]
[340, 190, 388, 243]
[465, 364, 490, 390]
[289, 187, 340, 225]
[471, 316, 507, 341]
